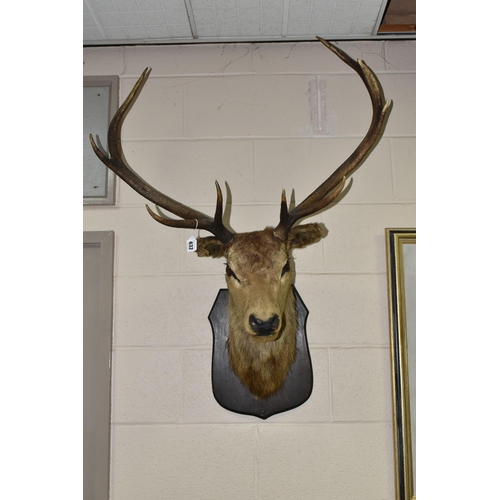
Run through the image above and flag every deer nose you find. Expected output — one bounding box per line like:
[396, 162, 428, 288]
[249, 314, 280, 336]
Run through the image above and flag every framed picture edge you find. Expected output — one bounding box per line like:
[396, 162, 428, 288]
[385, 227, 416, 500]
[83, 75, 119, 206]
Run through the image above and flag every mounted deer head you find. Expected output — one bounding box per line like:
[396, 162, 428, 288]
[90, 37, 391, 400]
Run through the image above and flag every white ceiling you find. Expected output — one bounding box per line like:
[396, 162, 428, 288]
[83, 0, 405, 46]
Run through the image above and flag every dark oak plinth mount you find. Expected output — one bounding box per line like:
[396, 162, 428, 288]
[209, 287, 313, 419]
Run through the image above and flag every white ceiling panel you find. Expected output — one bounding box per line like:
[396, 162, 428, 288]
[83, 0, 413, 45]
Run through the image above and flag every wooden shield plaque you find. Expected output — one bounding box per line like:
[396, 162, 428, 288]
[208, 286, 313, 419]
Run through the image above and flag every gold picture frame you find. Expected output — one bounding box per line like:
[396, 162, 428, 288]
[386, 229, 416, 500]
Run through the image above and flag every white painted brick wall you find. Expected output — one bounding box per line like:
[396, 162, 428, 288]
[83, 39, 415, 500]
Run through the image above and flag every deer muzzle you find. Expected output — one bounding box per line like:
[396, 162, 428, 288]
[249, 313, 280, 338]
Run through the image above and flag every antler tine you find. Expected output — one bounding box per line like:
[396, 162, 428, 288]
[90, 68, 235, 246]
[144, 181, 228, 228]
[274, 37, 391, 240]
[144, 180, 230, 241]
[278, 189, 289, 229]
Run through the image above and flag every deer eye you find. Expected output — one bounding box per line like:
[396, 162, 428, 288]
[225, 265, 241, 283]
[281, 260, 291, 277]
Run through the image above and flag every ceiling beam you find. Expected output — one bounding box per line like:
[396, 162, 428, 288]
[184, 0, 198, 39]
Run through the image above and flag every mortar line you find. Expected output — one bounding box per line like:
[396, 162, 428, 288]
[112, 420, 391, 426]
[183, 82, 187, 136]
[382, 40, 388, 71]
[327, 346, 334, 421]
[113, 271, 388, 279]
[253, 425, 261, 499]
[253, 139, 257, 202]
[118, 69, 415, 79]
[389, 137, 397, 199]
[316, 75, 322, 134]
[179, 349, 185, 420]
[111, 344, 390, 350]
[100, 200, 415, 208]
[120, 133, 415, 141]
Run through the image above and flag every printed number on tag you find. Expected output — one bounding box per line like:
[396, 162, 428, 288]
[186, 236, 197, 253]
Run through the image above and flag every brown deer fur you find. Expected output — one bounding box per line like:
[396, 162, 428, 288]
[197, 224, 324, 399]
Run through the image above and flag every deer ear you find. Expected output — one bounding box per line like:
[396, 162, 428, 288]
[287, 223, 326, 250]
[196, 237, 227, 258]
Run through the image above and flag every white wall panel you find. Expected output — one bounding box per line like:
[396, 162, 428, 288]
[84, 39, 416, 499]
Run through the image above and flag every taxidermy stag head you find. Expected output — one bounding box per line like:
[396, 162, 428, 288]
[90, 37, 391, 400]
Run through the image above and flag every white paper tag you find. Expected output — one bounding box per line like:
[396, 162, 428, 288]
[186, 236, 197, 253]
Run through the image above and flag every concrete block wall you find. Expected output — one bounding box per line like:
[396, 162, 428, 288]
[83, 39, 415, 500]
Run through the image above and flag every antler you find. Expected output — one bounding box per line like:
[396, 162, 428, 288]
[274, 37, 392, 240]
[89, 67, 235, 246]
